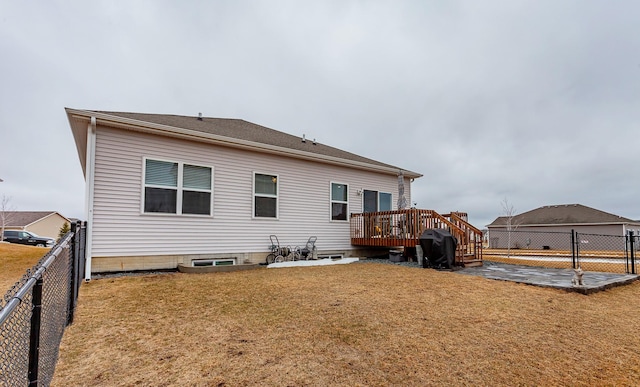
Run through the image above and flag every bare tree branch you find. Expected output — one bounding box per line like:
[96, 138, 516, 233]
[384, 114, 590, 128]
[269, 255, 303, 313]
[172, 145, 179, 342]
[1, 195, 17, 242]
[500, 197, 521, 258]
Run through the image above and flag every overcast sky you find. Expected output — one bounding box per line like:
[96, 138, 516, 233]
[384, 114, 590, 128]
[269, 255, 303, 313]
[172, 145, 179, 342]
[1, 1, 639, 228]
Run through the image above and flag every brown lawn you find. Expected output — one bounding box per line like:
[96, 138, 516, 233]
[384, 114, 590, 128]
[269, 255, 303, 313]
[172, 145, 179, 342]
[53, 263, 640, 386]
[0, 242, 50, 294]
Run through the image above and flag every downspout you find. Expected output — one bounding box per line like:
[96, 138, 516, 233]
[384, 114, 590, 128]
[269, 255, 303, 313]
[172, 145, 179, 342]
[84, 117, 97, 281]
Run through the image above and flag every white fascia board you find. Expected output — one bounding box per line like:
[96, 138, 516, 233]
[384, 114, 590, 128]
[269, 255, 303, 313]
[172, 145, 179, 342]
[65, 109, 423, 179]
[65, 108, 89, 176]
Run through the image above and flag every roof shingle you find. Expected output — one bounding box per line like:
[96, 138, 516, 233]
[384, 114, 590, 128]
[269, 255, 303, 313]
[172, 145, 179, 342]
[94, 111, 412, 173]
[487, 204, 637, 227]
[3, 211, 58, 227]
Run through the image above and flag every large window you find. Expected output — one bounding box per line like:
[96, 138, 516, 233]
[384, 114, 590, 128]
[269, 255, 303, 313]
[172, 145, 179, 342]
[254, 173, 278, 218]
[331, 182, 348, 221]
[144, 158, 213, 215]
[363, 190, 392, 213]
[379, 192, 392, 211]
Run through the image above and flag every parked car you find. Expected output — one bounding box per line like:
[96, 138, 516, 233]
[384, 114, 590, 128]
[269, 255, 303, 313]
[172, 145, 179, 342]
[2, 230, 55, 247]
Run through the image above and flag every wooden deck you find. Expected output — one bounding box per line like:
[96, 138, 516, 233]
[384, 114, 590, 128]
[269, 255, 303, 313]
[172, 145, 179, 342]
[350, 209, 483, 267]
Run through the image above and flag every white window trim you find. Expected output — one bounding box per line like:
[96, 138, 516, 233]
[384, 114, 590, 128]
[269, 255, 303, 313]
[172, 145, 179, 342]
[141, 157, 214, 217]
[252, 171, 279, 219]
[330, 181, 349, 222]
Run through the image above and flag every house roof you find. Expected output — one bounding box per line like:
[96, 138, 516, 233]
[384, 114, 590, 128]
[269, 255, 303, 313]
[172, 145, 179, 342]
[65, 108, 422, 179]
[487, 204, 638, 227]
[3, 211, 69, 228]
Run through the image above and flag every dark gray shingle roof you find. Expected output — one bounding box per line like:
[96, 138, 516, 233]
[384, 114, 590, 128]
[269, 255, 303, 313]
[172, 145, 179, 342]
[487, 204, 636, 227]
[94, 111, 408, 172]
[3, 211, 57, 227]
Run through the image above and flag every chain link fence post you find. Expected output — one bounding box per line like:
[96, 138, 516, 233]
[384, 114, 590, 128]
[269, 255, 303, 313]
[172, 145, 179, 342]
[67, 222, 79, 326]
[571, 229, 576, 269]
[27, 278, 44, 386]
[630, 230, 636, 275]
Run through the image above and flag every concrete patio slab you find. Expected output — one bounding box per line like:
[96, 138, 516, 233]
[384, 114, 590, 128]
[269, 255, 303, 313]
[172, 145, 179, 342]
[459, 261, 639, 294]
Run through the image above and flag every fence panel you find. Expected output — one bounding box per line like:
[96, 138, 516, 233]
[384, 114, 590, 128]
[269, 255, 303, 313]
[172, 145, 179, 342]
[0, 281, 33, 386]
[484, 230, 574, 269]
[485, 229, 639, 274]
[575, 232, 628, 274]
[0, 221, 85, 387]
[37, 244, 73, 386]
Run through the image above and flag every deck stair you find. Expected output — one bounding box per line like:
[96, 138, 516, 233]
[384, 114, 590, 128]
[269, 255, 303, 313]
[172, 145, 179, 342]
[350, 209, 483, 267]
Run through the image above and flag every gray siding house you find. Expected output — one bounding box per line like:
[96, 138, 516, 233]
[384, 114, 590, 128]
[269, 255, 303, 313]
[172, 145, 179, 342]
[66, 109, 421, 278]
[487, 204, 640, 250]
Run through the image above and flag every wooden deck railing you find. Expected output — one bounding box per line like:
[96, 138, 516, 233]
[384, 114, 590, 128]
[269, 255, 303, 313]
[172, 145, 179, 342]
[445, 212, 483, 263]
[350, 209, 482, 265]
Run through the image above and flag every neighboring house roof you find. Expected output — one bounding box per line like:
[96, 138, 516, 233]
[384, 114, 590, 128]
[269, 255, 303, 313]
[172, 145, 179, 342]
[2, 211, 69, 228]
[487, 204, 639, 227]
[66, 108, 422, 179]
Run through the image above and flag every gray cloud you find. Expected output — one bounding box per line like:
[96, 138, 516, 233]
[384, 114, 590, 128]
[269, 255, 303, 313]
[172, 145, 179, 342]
[1, 0, 639, 227]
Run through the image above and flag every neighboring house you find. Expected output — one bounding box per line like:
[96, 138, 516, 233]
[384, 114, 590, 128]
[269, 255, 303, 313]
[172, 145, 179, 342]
[66, 109, 422, 277]
[486, 204, 640, 250]
[1, 211, 70, 240]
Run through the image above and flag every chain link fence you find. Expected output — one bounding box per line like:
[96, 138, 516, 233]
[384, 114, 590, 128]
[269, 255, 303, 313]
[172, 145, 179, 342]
[484, 229, 638, 274]
[0, 221, 86, 387]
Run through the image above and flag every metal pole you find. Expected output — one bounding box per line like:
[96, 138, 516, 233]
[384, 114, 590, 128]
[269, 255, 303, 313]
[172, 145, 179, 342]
[67, 222, 78, 326]
[575, 230, 580, 269]
[28, 278, 44, 386]
[630, 231, 636, 275]
[571, 229, 576, 269]
[625, 232, 630, 274]
[79, 222, 87, 281]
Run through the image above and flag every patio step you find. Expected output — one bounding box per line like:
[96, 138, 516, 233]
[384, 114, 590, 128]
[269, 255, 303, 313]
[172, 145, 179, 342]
[462, 259, 483, 268]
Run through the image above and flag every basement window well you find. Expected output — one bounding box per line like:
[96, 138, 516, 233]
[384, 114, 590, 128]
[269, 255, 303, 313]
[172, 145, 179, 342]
[317, 254, 344, 260]
[192, 259, 236, 267]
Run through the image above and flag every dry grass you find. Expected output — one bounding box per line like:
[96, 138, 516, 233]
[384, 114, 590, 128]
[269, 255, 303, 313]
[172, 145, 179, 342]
[53, 263, 640, 386]
[0, 242, 49, 294]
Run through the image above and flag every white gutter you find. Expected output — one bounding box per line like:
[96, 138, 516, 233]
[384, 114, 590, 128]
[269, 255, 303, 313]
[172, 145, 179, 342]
[84, 117, 97, 281]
